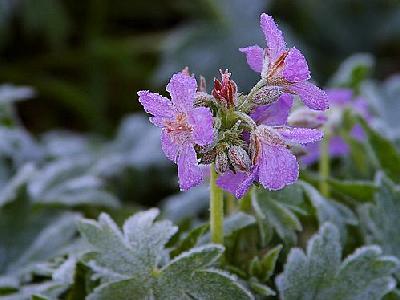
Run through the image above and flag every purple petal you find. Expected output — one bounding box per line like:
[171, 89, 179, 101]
[260, 13, 286, 61]
[283, 47, 310, 83]
[188, 107, 214, 146]
[177, 145, 203, 190]
[251, 94, 293, 126]
[329, 136, 349, 157]
[288, 81, 329, 110]
[353, 97, 371, 120]
[326, 88, 353, 106]
[217, 168, 258, 199]
[137, 91, 174, 124]
[351, 124, 365, 141]
[166, 72, 197, 112]
[275, 127, 324, 144]
[239, 45, 264, 73]
[258, 145, 299, 190]
[161, 130, 179, 162]
[301, 142, 320, 165]
[302, 136, 350, 165]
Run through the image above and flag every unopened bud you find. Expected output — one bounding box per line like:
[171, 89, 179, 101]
[288, 108, 327, 129]
[212, 69, 238, 108]
[198, 75, 207, 93]
[198, 146, 216, 164]
[228, 146, 251, 172]
[215, 151, 229, 174]
[251, 85, 283, 105]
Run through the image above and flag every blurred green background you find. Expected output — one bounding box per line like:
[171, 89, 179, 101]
[1, 0, 400, 136]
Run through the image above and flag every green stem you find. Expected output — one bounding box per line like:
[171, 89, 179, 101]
[210, 163, 224, 244]
[319, 131, 330, 197]
[225, 192, 236, 215]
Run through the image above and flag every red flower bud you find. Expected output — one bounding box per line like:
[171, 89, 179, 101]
[212, 69, 237, 108]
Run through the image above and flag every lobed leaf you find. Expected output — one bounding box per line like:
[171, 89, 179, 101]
[276, 223, 399, 300]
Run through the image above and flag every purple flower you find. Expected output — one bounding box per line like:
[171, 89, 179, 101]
[138, 72, 214, 190]
[240, 13, 328, 110]
[217, 124, 323, 198]
[302, 88, 371, 165]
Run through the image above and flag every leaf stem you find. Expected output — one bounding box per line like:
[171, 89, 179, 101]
[319, 131, 330, 197]
[210, 163, 224, 244]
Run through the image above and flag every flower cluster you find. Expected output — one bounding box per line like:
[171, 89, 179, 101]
[138, 13, 329, 197]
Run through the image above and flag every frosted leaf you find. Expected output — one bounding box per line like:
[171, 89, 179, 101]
[161, 185, 209, 222]
[328, 53, 374, 88]
[80, 210, 253, 299]
[28, 158, 119, 207]
[276, 223, 399, 300]
[0, 163, 36, 207]
[252, 186, 304, 244]
[0, 197, 81, 299]
[300, 181, 357, 241]
[0, 84, 35, 104]
[360, 173, 400, 269]
[200, 212, 256, 243]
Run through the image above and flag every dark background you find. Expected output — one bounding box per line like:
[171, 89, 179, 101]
[1, 0, 400, 136]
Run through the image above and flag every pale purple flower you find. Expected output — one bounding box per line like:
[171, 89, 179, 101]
[138, 72, 214, 190]
[240, 13, 328, 110]
[217, 124, 323, 198]
[302, 88, 371, 165]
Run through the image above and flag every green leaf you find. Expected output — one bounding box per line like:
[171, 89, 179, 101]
[327, 178, 376, 203]
[80, 210, 253, 299]
[252, 187, 303, 244]
[277, 223, 399, 300]
[299, 181, 357, 240]
[328, 53, 374, 90]
[249, 245, 282, 282]
[360, 173, 400, 262]
[171, 224, 209, 258]
[358, 117, 400, 183]
[248, 279, 275, 297]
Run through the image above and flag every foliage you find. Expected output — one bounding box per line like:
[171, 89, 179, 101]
[276, 223, 399, 300]
[78, 209, 253, 299]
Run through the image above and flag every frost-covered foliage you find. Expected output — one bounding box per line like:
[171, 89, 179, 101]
[277, 223, 399, 300]
[2, 10, 400, 300]
[78, 209, 253, 300]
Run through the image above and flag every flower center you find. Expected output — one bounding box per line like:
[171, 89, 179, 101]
[267, 50, 289, 80]
[164, 113, 193, 144]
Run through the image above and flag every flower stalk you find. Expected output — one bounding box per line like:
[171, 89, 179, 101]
[210, 163, 224, 244]
[319, 131, 330, 197]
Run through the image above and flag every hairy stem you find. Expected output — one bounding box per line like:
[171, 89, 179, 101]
[319, 131, 330, 197]
[210, 163, 224, 244]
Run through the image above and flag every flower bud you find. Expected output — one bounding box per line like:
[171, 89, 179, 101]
[228, 146, 251, 172]
[288, 108, 327, 129]
[212, 69, 238, 108]
[215, 151, 229, 174]
[251, 85, 283, 105]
